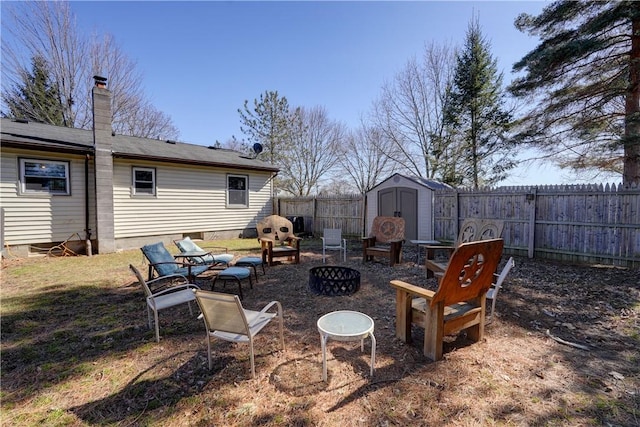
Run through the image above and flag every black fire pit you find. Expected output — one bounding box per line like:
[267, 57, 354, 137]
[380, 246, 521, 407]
[309, 266, 361, 296]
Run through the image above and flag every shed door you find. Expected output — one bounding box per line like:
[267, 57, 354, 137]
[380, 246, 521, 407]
[378, 187, 417, 240]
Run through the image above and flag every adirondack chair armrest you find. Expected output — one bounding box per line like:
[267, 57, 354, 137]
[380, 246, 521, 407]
[390, 279, 435, 342]
[362, 236, 376, 248]
[284, 235, 302, 248]
[390, 279, 435, 300]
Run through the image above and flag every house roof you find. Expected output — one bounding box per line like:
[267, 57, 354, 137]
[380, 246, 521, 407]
[0, 118, 279, 173]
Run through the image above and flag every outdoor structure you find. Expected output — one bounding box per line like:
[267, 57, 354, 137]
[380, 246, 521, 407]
[0, 77, 279, 256]
[365, 173, 451, 241]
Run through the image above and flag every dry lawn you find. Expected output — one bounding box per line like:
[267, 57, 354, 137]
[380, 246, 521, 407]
[1, 239, 639, 426]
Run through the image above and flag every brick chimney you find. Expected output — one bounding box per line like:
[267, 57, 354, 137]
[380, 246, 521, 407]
[92, 75, 116, 253]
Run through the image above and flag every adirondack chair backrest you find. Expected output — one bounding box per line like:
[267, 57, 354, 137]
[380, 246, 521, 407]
[455, 219, 504, 246]
[431, 238, 504, 308]
[369, 216, 405, 243]
[257, 215, 296, 243]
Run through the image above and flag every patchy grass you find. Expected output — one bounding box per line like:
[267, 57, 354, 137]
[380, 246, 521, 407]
[2, 238, 639, 426]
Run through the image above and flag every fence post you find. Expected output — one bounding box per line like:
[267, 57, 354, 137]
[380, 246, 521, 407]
[454, 190, 460, 238]
[528, 187, 537, 259]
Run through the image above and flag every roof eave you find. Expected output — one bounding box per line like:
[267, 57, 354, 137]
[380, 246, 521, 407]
[113, 153, 280, 173]
[1, 139, 94, 155]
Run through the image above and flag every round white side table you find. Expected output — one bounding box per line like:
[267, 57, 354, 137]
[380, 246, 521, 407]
[317, 310, 376, 382]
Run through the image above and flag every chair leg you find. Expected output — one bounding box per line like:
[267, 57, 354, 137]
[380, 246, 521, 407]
[235, 278, 244, 300]
[207, 334, 213, 370]
[248, 337, 256, 378]
[147, 305, 153, 330]
[394, 289, 413, 343]
[424, 302, 444, 361]
[154, 310, 160, 342]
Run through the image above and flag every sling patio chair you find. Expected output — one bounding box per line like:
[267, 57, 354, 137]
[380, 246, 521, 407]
[129, 264, 200, 342]
[486, 257, 515, 322]
[174, 236, 234, 267]
[140, 242, 211, 284]
[193, 289, 284, 378]
[321, 228, 347, 263]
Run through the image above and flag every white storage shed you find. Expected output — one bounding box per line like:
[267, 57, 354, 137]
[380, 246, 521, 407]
[364, 173, 452, 241]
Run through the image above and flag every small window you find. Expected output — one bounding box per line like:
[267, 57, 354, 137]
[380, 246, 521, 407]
[133, 167, 156, 196]
[20, 158, 70, 195]
[227, 174, 248, 207]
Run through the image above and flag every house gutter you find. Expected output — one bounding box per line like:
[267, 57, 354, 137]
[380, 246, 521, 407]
[112, 153, 279, 173]
[84, 154, 92, 256]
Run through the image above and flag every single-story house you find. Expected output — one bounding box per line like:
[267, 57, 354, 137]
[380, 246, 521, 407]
[0, 77, 279, 257]
[365, 173, 452, 241]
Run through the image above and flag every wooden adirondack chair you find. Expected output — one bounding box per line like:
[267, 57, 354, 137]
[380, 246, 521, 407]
[390, 238, 504, 361]
[362, 216, 405, 267]
[257, 215, 301, 266]
[425, 219, 504, 278]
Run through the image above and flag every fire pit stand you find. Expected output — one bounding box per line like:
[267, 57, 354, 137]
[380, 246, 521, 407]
[309, 266, 361, 296]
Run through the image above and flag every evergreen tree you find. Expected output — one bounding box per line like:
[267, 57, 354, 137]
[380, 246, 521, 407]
[3, 55, 64, 125]
[509, 1, 640, 186]
[444, 16, 514, 189]
[238, 90, 299, 166]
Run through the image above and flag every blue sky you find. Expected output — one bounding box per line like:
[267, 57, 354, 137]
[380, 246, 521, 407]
[13, 1, 619, 186]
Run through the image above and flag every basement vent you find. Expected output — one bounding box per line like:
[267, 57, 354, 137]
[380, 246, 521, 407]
[13, 118, 28, 124]
[166, 140, 177, 144]
[208, 146, 220, 150]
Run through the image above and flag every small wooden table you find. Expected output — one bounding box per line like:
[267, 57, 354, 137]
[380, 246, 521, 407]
[317, 310, 376, 381]
[409, 240, 440, 265]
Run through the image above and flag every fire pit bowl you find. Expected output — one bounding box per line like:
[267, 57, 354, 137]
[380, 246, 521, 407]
[309, 266, 361, 296]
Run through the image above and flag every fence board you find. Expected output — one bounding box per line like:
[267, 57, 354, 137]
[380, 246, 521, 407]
[277, 183, 639, 268]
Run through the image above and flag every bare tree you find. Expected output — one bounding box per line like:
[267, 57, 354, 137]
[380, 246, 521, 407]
[371, 41, 459, 181]
[1, 1, 178, 139]
[338, 122, 397, 194]
[280, 106, 344, 196]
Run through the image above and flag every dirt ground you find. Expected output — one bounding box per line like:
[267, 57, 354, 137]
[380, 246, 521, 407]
[2, 242, 639, 426]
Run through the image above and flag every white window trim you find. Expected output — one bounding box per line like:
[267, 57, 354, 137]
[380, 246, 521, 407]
[227, 174, 249, 208]
[19, 158, 70, 195]
[132, 166, 156, 196]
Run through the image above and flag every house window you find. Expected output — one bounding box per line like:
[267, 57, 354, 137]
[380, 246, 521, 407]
[19, 158, 70, 195]
[227, 174, 248, 207]
[132, 167, 156, 196]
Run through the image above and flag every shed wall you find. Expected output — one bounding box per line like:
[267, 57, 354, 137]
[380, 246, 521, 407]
[365, 175, 434, 239]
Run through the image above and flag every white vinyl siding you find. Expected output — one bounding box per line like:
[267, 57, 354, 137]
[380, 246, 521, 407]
[1, 148, 94, 245]
[113, 160, 273, 239]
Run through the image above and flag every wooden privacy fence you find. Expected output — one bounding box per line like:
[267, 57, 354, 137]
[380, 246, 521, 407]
[277, 183, 639, 268]
[434, 184, 639, 268]
[277, 194, 364, 237]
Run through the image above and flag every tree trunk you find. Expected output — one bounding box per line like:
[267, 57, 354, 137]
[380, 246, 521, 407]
[624, 15, 640, 187]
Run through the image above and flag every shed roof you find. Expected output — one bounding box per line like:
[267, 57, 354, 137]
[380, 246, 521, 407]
[367, 173, 453, 193]
[0, 118, 279, 173]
